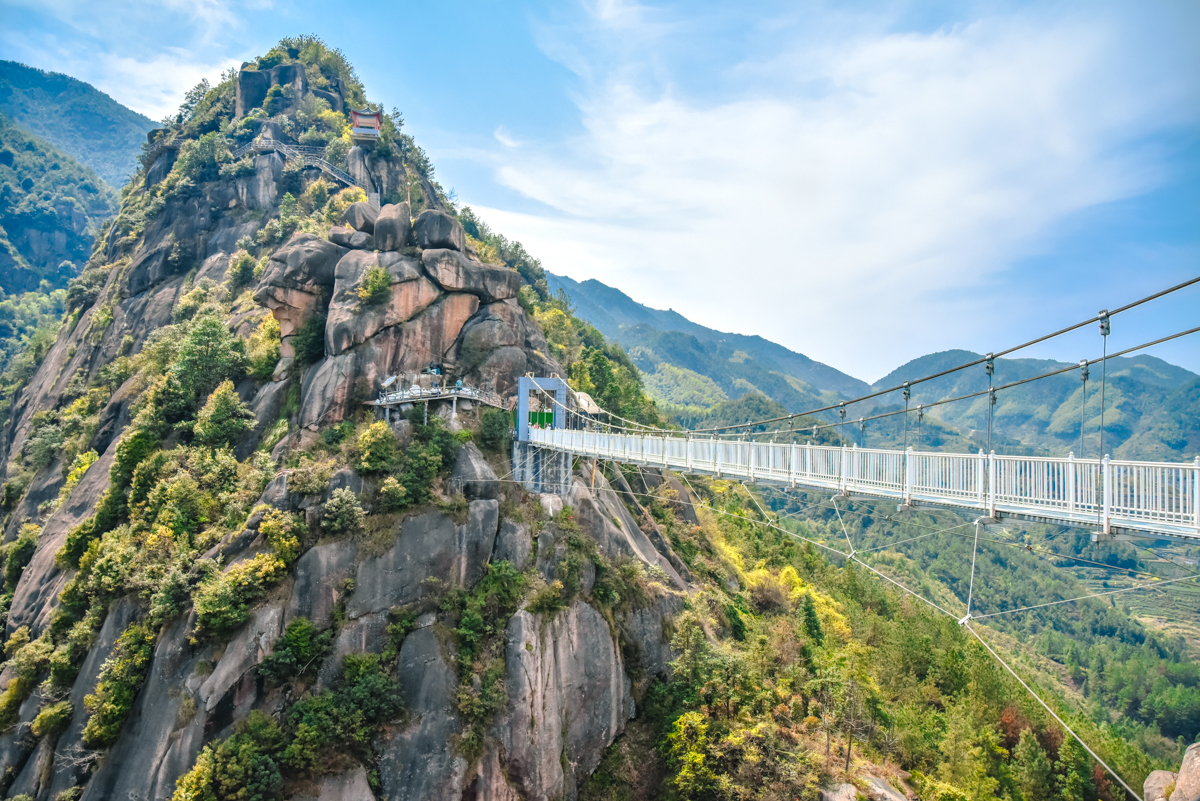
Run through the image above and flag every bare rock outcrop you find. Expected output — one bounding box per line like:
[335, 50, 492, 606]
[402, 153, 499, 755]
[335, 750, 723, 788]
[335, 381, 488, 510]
[1147, 772, 1178, 801]
[414, 209, 466, 252]
[340, 200, 378, 234]
[324, 250, 439, 356]
[253, 233, 345, 358]
[374, 201, 412, 251]
[422, 248, 520, 302]
[452, 442, 499, 500]
[488, 601, 635, 801]
[376, 626, 468, 800]
[1172, 743, 1200, 801]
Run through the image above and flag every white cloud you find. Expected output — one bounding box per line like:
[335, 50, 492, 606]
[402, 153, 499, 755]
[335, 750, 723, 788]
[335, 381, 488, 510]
[0, 0, 253, 118]
[493, 125, 521, 148]
[479, 3, 1200, 382]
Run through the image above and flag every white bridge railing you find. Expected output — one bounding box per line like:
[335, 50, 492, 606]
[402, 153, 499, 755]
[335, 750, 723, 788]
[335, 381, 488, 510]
[526, 429, 1200, 540]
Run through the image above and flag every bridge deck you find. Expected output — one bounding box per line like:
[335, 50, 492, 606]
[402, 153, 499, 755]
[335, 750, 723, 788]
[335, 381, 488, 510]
[526, 429, 1200, 541]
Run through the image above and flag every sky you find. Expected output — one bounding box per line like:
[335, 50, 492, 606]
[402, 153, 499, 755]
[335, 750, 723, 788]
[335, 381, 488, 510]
[2, 0, 1197, 383]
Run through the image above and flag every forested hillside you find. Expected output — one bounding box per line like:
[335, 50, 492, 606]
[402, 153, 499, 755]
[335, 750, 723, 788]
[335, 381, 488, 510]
[0, 113, 117, 293]
[866, 350, 1200, 460]
[547, 272, 869, 410]
[0, 60, 158, 188]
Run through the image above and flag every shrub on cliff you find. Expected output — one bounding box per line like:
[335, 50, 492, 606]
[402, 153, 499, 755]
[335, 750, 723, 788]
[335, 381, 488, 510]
[322, 488, 364, 537]
[193, 380, 256, 448]
[357, 265, 391, 306]
[192, 554, 287, 638]
[82, 621, 156, 747]
[357, 421, 399, 474]
[479, 409, 512, 452]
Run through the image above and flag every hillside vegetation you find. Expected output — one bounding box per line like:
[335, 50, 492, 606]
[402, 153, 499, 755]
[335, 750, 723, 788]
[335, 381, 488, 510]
[0, 112, 117, 293]
[0, 60, 158, 188]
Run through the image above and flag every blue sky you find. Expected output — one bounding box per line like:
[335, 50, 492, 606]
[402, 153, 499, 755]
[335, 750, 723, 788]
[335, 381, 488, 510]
[2, 0, 1197, 382]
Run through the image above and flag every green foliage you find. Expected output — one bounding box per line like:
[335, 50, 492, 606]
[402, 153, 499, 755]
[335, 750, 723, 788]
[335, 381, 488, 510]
[171, 711, 284, 801]
[3, 523, 40, 593]
[322, 487, 364, 537]
[31, 699, 73, 737]
[377, 476, 408, 513]
[175, 649, 404, 796]
[801, 593, 823, 645]
[246, 314, 281, 380]
[459, 206, 547, 292]
[258, 618, 333, 685]
[291, 314, 326, 366]
[356, 421, 399, 474]
[0, 60, 157, 187]
[442, 560, 528, 757]
[227, 249, 257, 288]
[259, 508, 302, 565]
[0, 113, 117, 293]
[193, 379, 256, 448]
[82, 621, 155, 747]
[279, 654, 404, 771]
[479, 409, 512, 452]
[192, 554, 287, 638]
[289, 455, 334, 495]
[357, 265, 392, 306]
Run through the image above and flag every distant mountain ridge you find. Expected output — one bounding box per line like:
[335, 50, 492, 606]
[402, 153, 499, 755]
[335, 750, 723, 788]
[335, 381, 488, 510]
[0, 60, 158, 187]
[869, 348, 1199, 461]
[548, 273, 1199, 462]
[547, 272, 870, 403]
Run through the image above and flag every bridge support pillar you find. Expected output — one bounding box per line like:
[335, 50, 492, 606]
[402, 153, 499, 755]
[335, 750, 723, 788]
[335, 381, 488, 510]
[513, 441, 572, 496]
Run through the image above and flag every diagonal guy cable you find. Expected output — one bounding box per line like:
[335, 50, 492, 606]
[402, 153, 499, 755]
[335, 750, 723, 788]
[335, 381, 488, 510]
[971, 573, 1200, 619]
[965, 623, 1140, 801]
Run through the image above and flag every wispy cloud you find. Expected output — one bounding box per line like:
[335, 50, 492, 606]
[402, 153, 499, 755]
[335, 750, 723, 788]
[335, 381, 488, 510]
[482, 2, 1200, 381]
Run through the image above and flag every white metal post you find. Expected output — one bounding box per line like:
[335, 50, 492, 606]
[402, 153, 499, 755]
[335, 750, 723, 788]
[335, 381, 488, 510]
[1068, 452, 1075, 513]
[1102, 455, 1111, 534]
[977, 450, 986, 510]
[904, 447, 913, 505]
[749, 443, 756, 482]
[1194, 456, 1200, 535]
[988, 451, 996, 517]
[790, 443, 798, 487]
[841, 445, 849, 494]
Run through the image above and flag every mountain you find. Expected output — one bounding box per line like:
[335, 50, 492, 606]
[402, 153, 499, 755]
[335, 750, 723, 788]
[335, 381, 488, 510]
[0, 60, 158, 188]
[547, 272, 870, 409]
[867, 349, 1200, 460]
[0, 39, 1191, 801]
[0, 112, 118, 293]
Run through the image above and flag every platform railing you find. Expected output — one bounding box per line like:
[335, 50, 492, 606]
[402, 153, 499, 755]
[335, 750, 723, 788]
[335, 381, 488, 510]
[525, 428, 1200, 539]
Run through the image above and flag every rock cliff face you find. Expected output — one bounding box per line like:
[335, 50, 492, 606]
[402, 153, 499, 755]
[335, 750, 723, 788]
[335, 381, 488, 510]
[0, 62, 689, 799]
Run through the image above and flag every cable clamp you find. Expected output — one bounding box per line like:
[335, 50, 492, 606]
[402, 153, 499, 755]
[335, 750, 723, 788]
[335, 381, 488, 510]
[958, 613, 972, 626]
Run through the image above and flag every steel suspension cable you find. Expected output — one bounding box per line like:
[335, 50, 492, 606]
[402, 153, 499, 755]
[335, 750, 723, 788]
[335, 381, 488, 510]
[687, 276, 1200, 434]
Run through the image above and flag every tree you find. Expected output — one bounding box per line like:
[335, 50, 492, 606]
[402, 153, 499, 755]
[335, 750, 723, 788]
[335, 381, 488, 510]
[168, 313, 245, 417]
[357, 266, 391, 306]
[193, 380, 256, 448]
[479, 409, 512, 452]
[802, 593, 824, 645]
[357, 421, 399, 474]
[1012, 729, 1052, 801]
[323, 488, 364, 536]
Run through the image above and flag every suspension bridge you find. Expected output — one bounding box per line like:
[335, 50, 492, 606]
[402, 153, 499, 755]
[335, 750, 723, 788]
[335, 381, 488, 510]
[502, 278, 1200, 801]
[516, 277, 1200, 545]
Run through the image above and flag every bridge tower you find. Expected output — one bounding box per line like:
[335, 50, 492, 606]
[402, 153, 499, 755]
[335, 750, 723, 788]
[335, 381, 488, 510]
[513, 376, 572, 495]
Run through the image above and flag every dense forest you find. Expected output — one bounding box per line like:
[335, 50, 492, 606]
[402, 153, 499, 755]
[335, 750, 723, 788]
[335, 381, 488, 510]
[0, 60, 158, 188]
[0, 112, 117, 293]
